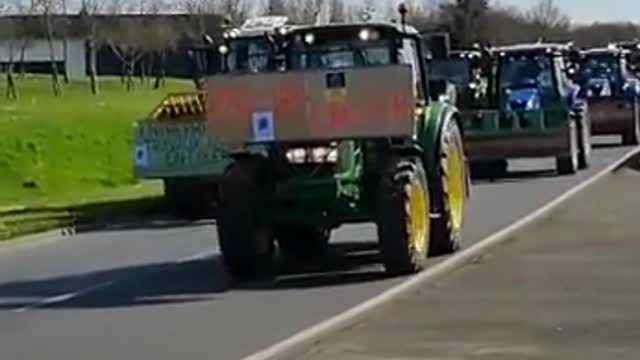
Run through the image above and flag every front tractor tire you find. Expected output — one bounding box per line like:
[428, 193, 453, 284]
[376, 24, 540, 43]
[577, 112, 591, 170]
[376, 157, 431, 275]
[217, 160, 274, 280]
[622, 99, 640, 146]
[556, 121, 579, 175]
[430, 119, 467, 256]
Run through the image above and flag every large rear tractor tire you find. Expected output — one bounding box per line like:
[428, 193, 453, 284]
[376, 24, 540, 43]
[217, 160, 274, 280]
[556, 121, 579, 175]
[275, 225, 331, 262]
[376, 157, 430, 275]
[622, 99, 640, 146]
[429, 119, 467, 256]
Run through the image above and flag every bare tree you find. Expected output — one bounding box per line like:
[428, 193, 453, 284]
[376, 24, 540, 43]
[33, 0, 63, 96]
[139, 15, 180, 89]
[264, 0, 287, 15]
[328, 0, 345, 23]
[437, 0, 490, 47]
[61, 0, 69, 83]
[287, 0, 328, 24]
[12, 0, 37, 79]
[526, 0, 570, 29]
[0, 9, 19, 99]
[102, 0, 148, 91]
[78, 0, 102, 94]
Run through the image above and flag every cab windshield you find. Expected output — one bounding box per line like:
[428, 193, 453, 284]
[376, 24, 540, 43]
[287, 35, 392, 70]
[498, 55, 556, 98]
[223, 37, 277, 73]
[429, 58, 470, 87]
[579, 55, 622, 83]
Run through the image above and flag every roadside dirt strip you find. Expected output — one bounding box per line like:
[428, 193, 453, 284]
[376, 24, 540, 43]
[271, 157, 640, 360]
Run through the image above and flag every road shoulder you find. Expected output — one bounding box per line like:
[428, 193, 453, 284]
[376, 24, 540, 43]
[279, 162, 640, 360]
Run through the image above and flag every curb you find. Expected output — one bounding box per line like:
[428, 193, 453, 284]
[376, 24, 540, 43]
[243, 146, 640, 360]
[0, 197, 166, 244]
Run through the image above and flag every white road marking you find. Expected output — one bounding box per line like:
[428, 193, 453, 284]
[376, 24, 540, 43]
[12, 280, 116, 313]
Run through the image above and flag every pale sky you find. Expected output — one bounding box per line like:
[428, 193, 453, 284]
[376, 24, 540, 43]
[493, 0, 639, 24]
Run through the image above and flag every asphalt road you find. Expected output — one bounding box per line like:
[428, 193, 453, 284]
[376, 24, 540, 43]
[0, 138, 633, 360]
[283, 151, 640, 360]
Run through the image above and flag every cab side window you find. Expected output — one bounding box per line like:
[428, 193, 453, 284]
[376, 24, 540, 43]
[398, 38, 424, 100]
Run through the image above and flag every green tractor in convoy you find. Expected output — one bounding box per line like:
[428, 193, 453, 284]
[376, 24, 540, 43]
[205, 4, 470, 278]
[131, 16, 301, 219]
[461, 42, 591, 177]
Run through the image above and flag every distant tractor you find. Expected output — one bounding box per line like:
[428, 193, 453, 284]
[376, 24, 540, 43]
[461, 43, 591, 177]
[429, 48, 491, 109]
[578, 45, 640, 145]
[206, 5, 471, 279]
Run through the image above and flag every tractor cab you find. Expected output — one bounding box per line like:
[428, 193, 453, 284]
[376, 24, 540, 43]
[283, 21, 429, 98]
[492, 43, 578, 113]
[214, 16, 299, 74]
[429, 49, 490, 108]
[578, 46, 635, 98]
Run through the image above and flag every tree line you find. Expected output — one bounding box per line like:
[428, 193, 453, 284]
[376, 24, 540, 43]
[1, 0, 639, 99]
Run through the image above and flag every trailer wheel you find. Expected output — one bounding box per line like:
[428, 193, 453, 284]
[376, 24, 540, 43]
[376, 157, 430, 275]
[217, 160, 274, 280]
[557, 122, 579, 175]
[622, 99, 640, 146]
[275, 225, 330, 262]
[430, 119, 467, 256]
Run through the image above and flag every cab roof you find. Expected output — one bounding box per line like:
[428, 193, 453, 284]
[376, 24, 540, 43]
[289, 21, 420, 36]
[581, 46, 629, 57]
[226, 16, 302, 38]
[492, 42, 574, 56]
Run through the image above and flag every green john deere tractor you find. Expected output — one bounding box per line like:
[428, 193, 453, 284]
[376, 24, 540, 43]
[461, 42, 591, 178]
[207, 5, 471, 279]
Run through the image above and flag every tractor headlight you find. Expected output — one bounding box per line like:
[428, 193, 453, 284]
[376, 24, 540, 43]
[311, 147, 338, 163]
[285, 146, 338, 164]
[304, 33, 315, 45]
[218, 45, 229, 55]
[359, 29, 371, 41]
[286, 148, 307, 163]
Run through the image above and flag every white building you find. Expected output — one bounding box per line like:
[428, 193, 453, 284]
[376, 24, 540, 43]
[0, 38, 86, 80]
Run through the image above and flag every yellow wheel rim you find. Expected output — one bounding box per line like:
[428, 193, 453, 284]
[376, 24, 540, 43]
[406, 180, 429, 255]
[444, 132, 465, 232]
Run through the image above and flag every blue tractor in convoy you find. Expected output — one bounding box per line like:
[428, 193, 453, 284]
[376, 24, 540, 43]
[461, 42, 591, 177]
[577, 45, 640, 145]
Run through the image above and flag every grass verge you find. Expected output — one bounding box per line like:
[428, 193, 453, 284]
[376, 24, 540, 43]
[0, 75, 193, 240]
[0, 74, 191, 206]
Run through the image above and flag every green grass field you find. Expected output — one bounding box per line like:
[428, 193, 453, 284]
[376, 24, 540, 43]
[0, 75, 192, 208]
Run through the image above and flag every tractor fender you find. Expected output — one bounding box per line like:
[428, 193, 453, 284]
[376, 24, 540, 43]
[420, 102, 463, 173]
[420, 102, 471, 200]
